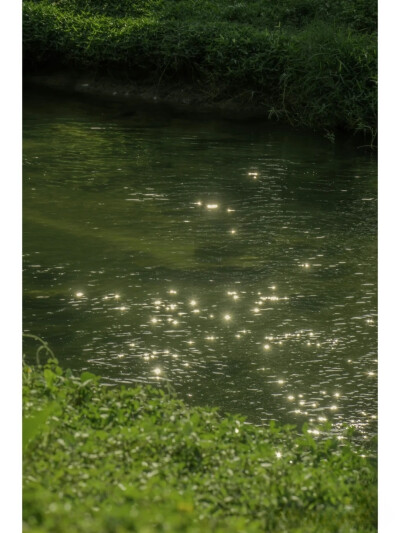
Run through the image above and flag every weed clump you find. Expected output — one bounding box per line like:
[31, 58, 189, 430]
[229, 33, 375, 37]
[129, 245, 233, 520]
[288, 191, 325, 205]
[23, 359, 377, 532]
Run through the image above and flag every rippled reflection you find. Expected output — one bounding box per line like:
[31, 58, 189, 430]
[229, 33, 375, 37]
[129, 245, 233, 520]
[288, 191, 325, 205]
[23, 87, 377, 438]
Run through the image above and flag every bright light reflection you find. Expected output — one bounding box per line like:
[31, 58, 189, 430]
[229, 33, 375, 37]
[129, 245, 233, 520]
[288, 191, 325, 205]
[230, 229, 236, 234]
[288, 396, 294, 401]
[275, 451, 282, 458]
[151, 318, 158, 324]
[189, 300, 197, 306]
[264, 344, 270, 350]
[224, 314, 231, 321]
[206, 204, 219, 209]
[153, 367, 161, 375]
[75, 292, 84, 298]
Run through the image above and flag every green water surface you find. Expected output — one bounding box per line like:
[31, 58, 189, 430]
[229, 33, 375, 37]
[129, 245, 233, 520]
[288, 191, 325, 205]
[23, 87, 377, 437]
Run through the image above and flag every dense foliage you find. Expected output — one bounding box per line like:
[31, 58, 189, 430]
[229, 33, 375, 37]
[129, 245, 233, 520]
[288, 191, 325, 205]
[23, 358, 377, 532]
[23, 0, 376, 139]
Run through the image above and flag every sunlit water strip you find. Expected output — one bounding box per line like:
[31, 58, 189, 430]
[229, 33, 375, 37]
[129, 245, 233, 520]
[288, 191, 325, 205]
[23, 87, 377, 441]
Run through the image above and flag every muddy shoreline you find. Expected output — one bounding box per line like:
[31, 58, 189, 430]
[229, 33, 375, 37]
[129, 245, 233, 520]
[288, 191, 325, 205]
[24, 70, 275, 122]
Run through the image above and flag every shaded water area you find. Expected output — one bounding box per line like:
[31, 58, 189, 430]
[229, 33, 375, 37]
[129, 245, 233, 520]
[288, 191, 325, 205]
[23, 86, 377, 438]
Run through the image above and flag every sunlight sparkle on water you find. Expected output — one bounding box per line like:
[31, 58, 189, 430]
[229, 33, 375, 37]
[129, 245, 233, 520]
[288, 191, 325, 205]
[224, 314, 231, 321]
[206, 204, 219, 209]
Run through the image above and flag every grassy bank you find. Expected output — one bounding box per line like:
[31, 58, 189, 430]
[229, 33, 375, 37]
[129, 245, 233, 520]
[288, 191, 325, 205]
[23, 357, 377, 532]
[23, 0, 376, 141]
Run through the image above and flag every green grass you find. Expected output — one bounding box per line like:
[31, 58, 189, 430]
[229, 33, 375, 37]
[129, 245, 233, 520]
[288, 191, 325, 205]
[23, 356, 377, 532]
[23, 0, 376, 140]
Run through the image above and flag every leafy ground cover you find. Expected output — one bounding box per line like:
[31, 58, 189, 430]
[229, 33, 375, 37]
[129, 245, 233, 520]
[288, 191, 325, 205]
[23, 0, 376, 140]
[23, 356, 377, 532]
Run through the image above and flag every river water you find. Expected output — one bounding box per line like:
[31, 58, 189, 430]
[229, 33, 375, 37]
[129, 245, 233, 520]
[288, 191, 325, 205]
[23, 87, 377, 438]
